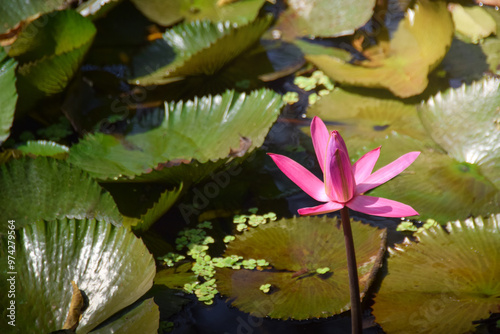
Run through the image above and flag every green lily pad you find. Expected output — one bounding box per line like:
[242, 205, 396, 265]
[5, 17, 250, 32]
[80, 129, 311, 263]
[16, 140, 69, 158]
[216, 216, 387, 319]
[130, 0, 266, 27]
[306, 87, 428, 150]
[124, 183, 184, 232]
[0, 218, 156, 333]
[275, 0, 376, 38]
[0, 48, 17, 145]
[354, 134, 499, 223]
[131, 17, 271, 86]
[68, 89, 283, 180]
[305, 0, 454, 97]
[90, 298, 159, 334]
[8, 10, 96, 109]
[418, 77, 500, 188]
[450, 4, 496, 42]
[0, 0, 67, 34]
[0, 157, 122, 233]
[373, 214, 500, 334]
[77, 0, 121, 20]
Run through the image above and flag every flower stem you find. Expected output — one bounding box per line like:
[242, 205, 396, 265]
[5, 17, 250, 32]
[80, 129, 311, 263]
[340, 207, 362, 334]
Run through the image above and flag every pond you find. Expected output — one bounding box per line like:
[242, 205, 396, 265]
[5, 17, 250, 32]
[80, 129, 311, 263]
[0, 0, 499, 333]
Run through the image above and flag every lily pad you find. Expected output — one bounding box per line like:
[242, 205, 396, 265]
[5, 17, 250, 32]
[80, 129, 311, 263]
[16, 140, 69, 158]
[131, 17, 271, 86]
[8, 10, 96, 109]
[0, 218, 156, 333]
[0, 157, 122, 232]
[68, 89, 283, 180]
[0, 0, 67, 34]
[123, 183, 184, 232]
[90, 298, 159, 334]
[130, 0, 266, 27]
[450, 3, 496, 42]
[418, 77, 500, 187]
[275, 0, 376, 38]
[305, 0, 454, 97]
[216, 216, 387, 319]
[306, 87, 428, 151]
[373, 214, 500, 334]
[0, 48, 17, 144]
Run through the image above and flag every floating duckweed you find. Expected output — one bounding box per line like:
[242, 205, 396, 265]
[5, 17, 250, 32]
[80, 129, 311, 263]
[294, 76, 317, 91]
[397, 219, 439, 233]
[283, 91, 299, 104]
[256, 259, 269, 267]
[233, 210, 277, 231]
[248, 207, 258, 214]
[308, 93, 319, 105]
[259, 283, 272, 293]
[223, 235, 235, 243]
[316, 267, 330, 274]
[318, 89, 330, 97]
[159, 252, 186, 267]
[236, 223, 248, 232]
[197, 221, 213, 229]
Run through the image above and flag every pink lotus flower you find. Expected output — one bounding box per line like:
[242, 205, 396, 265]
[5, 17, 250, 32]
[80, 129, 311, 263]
[268, 116, 420, 218]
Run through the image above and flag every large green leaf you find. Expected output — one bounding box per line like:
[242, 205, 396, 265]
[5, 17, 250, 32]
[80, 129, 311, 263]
[130, 0, 266, 27]
[349, 133, 499, 223]
[275, 0, 376, 38]
[123, 183, 184, 232]
[450, 3, 496, 42]
[216, 216, 386, 319]
[418, 77, 500, 187]
[131, 17, 271, 86]
[373, 214, 500, 334]
[0, 48, 17, 144]
[0, 218, 156, 333]
[0, 157, 122, 233]
[90, 298, 159, 334]
[68, 89, 283, 180]
[305, 0, 454, 97]
[0, 0, 66, 34]
[8, 10, 96, 109]
[306, 87, 429, 153]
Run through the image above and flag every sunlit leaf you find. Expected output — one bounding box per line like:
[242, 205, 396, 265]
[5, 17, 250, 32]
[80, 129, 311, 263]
[305, 0, 454, 97]
[130, 0, 266, 27]
[418, 77, 500, 187]
[0, 157, 122, 233]
[216, 216, 386, 319]
[353, 134, 499, 223]
[68, 89, 283, 180]
[0, 218, 156, 333]
[306, 87, 428, 151]
[8, 10, 96, 109]
[450, 3, 496, 42]
[0, 48, 17, 144]
[373, 214, 500, 334]
[0, 0, 66, 34]
[275, 0, 376, 38]
[131, 17, 271, 86]
[90, 298, 159, 334]
[16, 140, 69, 158]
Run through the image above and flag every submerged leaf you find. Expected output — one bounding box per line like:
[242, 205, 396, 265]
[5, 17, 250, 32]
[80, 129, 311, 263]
[0, 218, 156, 333]
[216, 216, 386, 319]
[373, 214, 500, 334]
[305, 0, 453, 97]
[68, 89, 283, 180]
[0, 157, 122, 232]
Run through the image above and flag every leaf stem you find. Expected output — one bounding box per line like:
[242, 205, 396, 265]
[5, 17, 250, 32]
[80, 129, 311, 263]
[340, 207, 362, 334]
